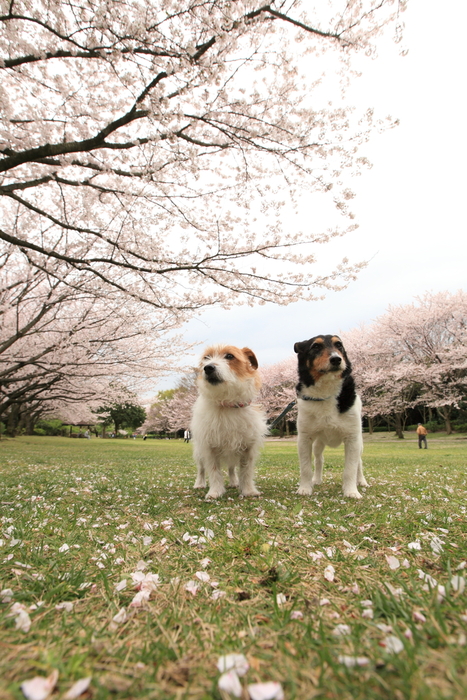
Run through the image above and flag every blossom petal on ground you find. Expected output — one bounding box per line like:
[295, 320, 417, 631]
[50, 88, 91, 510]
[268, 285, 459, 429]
[63, 677, 92, 700]
[290, 610, 303, 620]
[114, 579, 127, 592]
[408, 541, 421, 550]
[15, 609, 32, 632]
[218, 670, 242, 698]
[211, 589, 226, 601]
[112, 608, 128, 624]
[217, 653, 249, 676]
[184, 580, 200, 596]
[338, 655, 370, 667]
[332, 624, 351, 637]
[324, 565, 335, 582]
[58, 544, 70, 553]
[382, 636, 404, 654]
[430, 536, 444, 554]
[1, 588, 14, 603]
[55, 602, 74, 612]
[195, 571, 210, 583]
[21, 670, 59, 700]
[130, 589, 151, 607]
[385, 555, 400, 570]
[413, 611, 427, 623]
[276, 593, 287, 606]
[451, 575, 465, 594]
[247, 681, 284, 700]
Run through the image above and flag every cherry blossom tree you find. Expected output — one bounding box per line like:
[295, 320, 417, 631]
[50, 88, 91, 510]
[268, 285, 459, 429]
[1, 0, 404, 321]
[343, 291, 467, 435]
[259, 356, 297, 432]
[143, 373, 197, 434]
[0, 258, 182, 434]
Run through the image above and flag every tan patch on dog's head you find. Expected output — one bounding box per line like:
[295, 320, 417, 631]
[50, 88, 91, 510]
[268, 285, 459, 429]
[200, 345, 260, 385]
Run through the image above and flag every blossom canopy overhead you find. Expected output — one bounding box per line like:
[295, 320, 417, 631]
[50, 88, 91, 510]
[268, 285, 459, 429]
[1, 0, 404, 320]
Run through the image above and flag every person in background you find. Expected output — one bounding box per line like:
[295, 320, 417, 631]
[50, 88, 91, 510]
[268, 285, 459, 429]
[416, 423, 428, 449]
[184, 429, 191, 443]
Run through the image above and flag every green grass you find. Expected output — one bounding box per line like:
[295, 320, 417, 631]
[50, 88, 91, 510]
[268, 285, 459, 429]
[1, 436, 466, 700]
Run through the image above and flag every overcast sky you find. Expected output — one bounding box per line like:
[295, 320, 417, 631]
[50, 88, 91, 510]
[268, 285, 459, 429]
[155, 0, 466, 391]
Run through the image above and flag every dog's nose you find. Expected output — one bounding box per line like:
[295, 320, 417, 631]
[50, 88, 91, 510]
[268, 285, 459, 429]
[330, 355, 342, 366]
[204, 364, 216, 375]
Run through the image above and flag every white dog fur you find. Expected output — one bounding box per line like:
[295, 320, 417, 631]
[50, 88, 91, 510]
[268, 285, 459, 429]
[294, 334, 367, 499]
[190, 345, 267, 499]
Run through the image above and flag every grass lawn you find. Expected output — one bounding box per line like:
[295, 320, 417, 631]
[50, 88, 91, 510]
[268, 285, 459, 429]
[0, 435, 466, 700]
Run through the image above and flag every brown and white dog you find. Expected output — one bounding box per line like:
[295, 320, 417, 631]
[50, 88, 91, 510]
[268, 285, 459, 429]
[190, 345, 267, 500]
[294, 334, 367, 499]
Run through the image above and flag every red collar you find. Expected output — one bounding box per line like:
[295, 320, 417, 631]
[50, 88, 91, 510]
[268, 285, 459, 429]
[217, 400, 252, 408]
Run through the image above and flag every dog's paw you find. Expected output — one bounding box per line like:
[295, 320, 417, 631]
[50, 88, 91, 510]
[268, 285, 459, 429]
[358, 478, 369, 487]
[343, 489, 362, 499]
[193, 480, 206, 489]
[297, 486, 313, 496]
[311, 478, 322, 486]
[205, 489, 225, 500]
[228, 480, 240, 488]
[241, 488, 261, 497]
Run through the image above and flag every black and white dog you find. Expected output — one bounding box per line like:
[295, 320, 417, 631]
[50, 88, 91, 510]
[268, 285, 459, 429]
[294, 335, 367, 498]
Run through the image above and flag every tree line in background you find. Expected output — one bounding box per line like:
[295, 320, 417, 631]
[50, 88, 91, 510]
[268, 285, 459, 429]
[1, 1, 404, 433]
[143, 291, 467, 438]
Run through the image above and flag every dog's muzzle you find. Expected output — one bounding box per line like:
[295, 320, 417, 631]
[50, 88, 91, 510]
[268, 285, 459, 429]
[203, 364, 223, 384]
[329, 354, 343, 371]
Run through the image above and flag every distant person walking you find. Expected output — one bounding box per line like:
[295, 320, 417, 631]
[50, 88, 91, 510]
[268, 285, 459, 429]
[184, 429, 191, 443]
[84, 430, 91, 440]
[416, 423, 428, 449]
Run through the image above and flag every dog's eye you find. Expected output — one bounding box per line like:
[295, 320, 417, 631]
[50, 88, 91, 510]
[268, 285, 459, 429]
[225, 353, 234, 360]
[334, 342, 343, 350]
[311, 343, 322, 350]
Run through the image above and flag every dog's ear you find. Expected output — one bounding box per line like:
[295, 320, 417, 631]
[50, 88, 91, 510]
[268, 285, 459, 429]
[294, 340, 310, 354]
[242, 347, 258, 369]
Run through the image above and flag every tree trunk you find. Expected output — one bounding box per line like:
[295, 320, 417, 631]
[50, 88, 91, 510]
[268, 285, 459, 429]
[6, 404, 20, 437]
[368, 417, 374, 435]
[437, 407, 452, 434]
[394, 412, 404, 439]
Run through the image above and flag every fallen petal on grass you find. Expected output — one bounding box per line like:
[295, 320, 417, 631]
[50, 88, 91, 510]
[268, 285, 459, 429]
[290, 610, 303, 620]
[247, 681, 284, 700]
[21, 670, 59, 700]
[218, 670, 242, 697]
[63, 677, 92, 700]
[451, 575, 465, 594]
[112, 608, 128, 624]
[382, 636, 404, 654]
[385, 555, 400, 570]
[217, 653, 249, 676]
[195, 571, 210, 583]
[338, 655, 370, 667]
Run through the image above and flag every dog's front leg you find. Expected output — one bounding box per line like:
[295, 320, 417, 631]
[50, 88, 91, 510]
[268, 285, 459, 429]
[226, 456, 239, 488]
[238, 449, 260, 497]
[342, 436, 364, 498]
[205, 452, 225, 499]
[193, 455, 206, 489]
[311, 439, 325, 486]
[357, 455, 368, 488]
[297, 432, 314, 495]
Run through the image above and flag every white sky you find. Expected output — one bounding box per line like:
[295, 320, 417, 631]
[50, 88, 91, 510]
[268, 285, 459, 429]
[155, 0, 467, 391]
